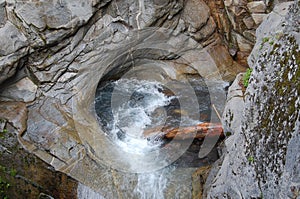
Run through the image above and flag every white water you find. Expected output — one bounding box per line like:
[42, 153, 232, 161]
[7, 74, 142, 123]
[107, 79, 175, 154]
[77, 168, 173, 199]
[134, 167, 173, 199]
[77, 183, 105, 199]
[80, 78, 227, 199]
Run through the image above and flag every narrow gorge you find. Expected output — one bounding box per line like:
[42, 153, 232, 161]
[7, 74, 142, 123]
[0, 0, 299, 198]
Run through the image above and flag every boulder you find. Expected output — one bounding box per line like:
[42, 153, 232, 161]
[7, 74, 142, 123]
[205, 2, 300, 198]
[251, 13, 267, 25]
[182, 0, 210, 32]
[247, 1, 266, 13]
[222, 73, 245, 134]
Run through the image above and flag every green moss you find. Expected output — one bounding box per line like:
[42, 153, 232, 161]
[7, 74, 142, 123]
[262, 37, 270, 43]
[225, 132, 232, 136]
[0, 176, 10, 199]
[269, 40, 274, 45]
[9, 169, 17, 177]
[243, 68, 253, 88]
[248, 156, 254, 163]
[0, 129, 8, 139]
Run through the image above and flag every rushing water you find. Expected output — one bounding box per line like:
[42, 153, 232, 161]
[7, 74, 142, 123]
[94, 78, 209, 155]
[95, 79, 175, 154]
[78, 77, 228, 199]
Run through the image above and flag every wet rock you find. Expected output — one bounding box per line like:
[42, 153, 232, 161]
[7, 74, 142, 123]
[192, 165, 211, 199]
[205, 2, 300, 198]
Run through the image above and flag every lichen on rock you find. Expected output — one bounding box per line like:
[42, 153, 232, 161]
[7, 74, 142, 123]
[205, 1, 300, 198]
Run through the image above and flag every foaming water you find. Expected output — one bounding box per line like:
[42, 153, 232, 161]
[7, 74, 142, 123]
[134, 167, 173, 199]
[77, 183, 105, 199]
[95, 79, 175, 154]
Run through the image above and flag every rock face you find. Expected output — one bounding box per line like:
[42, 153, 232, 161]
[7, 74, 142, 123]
[0, 0, 247, 197]
[0, 102, 78, 199]
[0, 0, 297, 198]
[205, 0, 293, 66]
[205, 1, 300, 198]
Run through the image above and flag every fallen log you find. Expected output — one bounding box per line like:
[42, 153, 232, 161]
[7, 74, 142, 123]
[143, 122, 224, 140]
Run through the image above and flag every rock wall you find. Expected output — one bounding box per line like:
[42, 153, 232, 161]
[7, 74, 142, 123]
[0, 102, 78, 199]
[0, 0, 297, 198]
[0, 0, 246, 197]
[205, 1, 300, 198]
[205, 0, 293, 67]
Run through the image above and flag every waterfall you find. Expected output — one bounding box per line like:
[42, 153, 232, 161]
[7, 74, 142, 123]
[134, 168, 172, 199]
[77, 183, 105, 199]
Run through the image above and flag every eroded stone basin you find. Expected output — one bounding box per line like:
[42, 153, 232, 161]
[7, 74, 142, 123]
[18, 27, 239, 197]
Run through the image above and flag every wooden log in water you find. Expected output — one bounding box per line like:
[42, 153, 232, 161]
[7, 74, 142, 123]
[143, 122, 224, 140]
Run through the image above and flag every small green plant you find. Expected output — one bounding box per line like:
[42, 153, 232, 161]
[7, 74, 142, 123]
[2, 129, 8, 133]
[262, 37, 269, 43]
[9, 169, 17, 177]
[0, 176, 10, 199]
[248, 156, 254, 163]
[0, 129, 8, 139]
[225, 132, 232, 136]
[269, 40, 274, 45]
[243, 68, 253, 88]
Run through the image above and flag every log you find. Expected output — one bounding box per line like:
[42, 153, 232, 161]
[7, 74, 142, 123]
[143, 122, 224, 140]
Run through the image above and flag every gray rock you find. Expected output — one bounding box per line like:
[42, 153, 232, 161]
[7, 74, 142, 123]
[0, 77, 37, 102]
[222, 73, 245, 135]
[247, 1, 266, 13]
[190, 16, 216, 42]
[182, 0, 210, 32]
[206, 2, 300, 198]
[0, 22, 27, 56]
[0, 0, 6, 28]
[0, 0, 253, 197]
[234, 32, 254, 52]
[251, 13, 267, 25]
[248, 1, 294, 66]
[243, 16, 255, 29]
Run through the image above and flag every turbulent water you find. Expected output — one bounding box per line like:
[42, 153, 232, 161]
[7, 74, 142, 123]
[95, 79, 177, 154]
[80, 77, 228, 199]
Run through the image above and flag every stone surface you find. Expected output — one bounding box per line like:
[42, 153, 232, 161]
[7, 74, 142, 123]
[0, 9, 244, 197]
[247, 1, 266, 13]
[205, 2, 300, 198]
[235, 32, 255, 52]
[222, 73, 245, 134]
[0, 77, 37, 102]
[243, 16, 255, 29]
[182, 0, 210, 32]
[0, 101, 78, 199]
[0, 0, 6, 28]
[251, 13, 267, 25]
[192, 165, 211, 199]
[2, 0, 297, 197]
